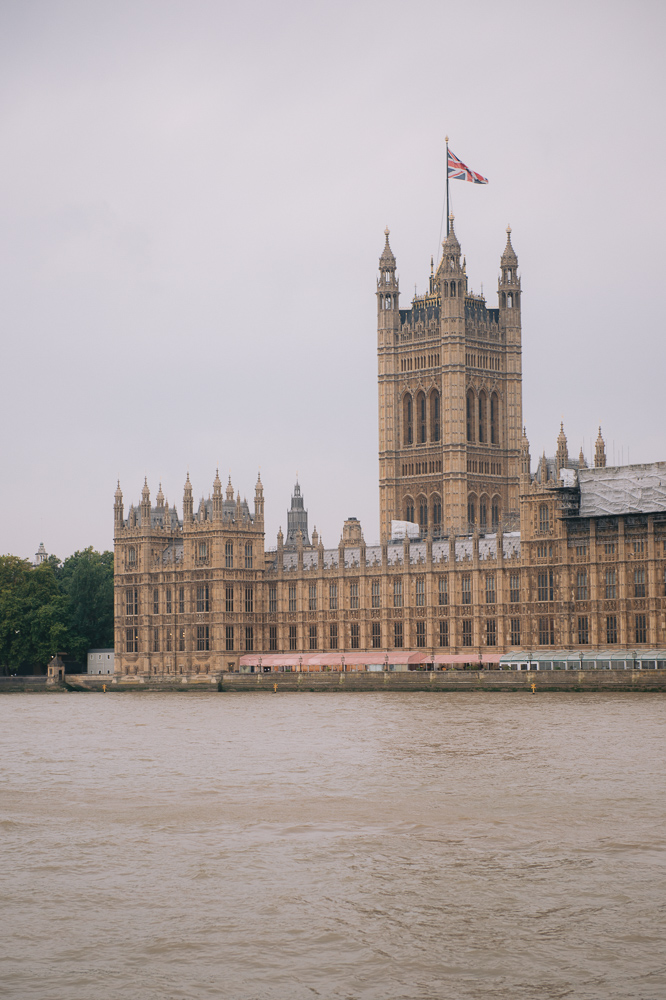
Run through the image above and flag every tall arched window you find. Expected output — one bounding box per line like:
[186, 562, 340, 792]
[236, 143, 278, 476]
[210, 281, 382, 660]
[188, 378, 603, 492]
[417, 391, 426, 443]
[539, 504, 550, 533]
[405, 497, 415, 523]
[479, 496, 488, 529]
[403, 394, 413, 446]
[490, 392, 499, 445]
[491, 497, 500, 529]
[450, 281, 456, 297]
[433, 496, 442, 532]
[430, 390, 440, 442]
[478, 391, 487, 443]
[507, 293, 513, 308]
[466, 389, 475, 442]
[385, 294, 392, 309]
[467, 495, 476, 527]
[418, 496, 428, 530]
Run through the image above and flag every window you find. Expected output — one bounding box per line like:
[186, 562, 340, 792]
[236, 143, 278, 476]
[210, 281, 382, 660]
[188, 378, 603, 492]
[153, 627, 159, 652]
[415, 576, 425, 607]
[394, 622, 403, 648]
[510, 573, 520, 604]
[289, 585, 297, 612]
[438, 576, 448, 606]
[197, 585, 210, 613]
[606, 615, 618, 644]
[329, 623, 338, 650]
[539, 617, 555, 645]
[244, 543, 253, 569]
[433, 498, 442, 529]
[125, 627, 139, 652]
[576, 571, 588, 601]
[461, 575, 471, 605]
[479, 498, 487, 530]
[633, 540, 644, 555]
[419, 498, 428, 530]
[478, 392, 486, 443]
[372, 622, 381, 649]
[510, 618, 521, 646]
[308, 625, 317, 650]
[605, 569, 616, 599]
[416, 621, 426, 647]
[198, 541, 208, 561]
[431, 391, 440, 442]
[269, 626, 277, 651]
[486, 619, 497, 646]
[178, 627, 186, 652]
[178, 587, 185, 614]
[462, 620, 472, 647]
[153, 588, 159, 615]
[538, 571, 554, 602]
[491, 499, 499, 529]
[605, 542, 615, 555]
[225, 542, 233, 568]
[466, 390, 474, 442]
[404, 394, 413, 446]
[577, 616, 589, 645]
[635, 614, 647, 644]
[490, 393, 498, 445]
[467, 498, 475, 526]
[371, 579, 380, 608]
[539, 505, 549, 533]
[166, 587, 172, 614]
[245, 626, 253, 652]
[393, 578, 402, 607]
[418, 391, 426, 443]
[289, 625, 297, 651]
[349, 582, 359, 609]
[439, 620, 449, 647]
[634, 567, 646, 598]
[575, 544, 587, 557]
[269, 586, 277, 613]
[166, 628, 173, 652]
[308, 584, 317, 611]
[126, 588, 138, 616]
[225, 626, 234, 651]
[485, 574, 496, 605]
[245, 587, 254, 614]
[226, 586, 234, 613]
[329, 583, 338, 610]
[128, 546, 136, 566]
[351, 623, 360, 649]
[197, 625, 210, 651]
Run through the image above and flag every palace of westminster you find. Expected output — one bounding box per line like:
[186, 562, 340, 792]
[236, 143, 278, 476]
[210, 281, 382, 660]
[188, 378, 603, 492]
[113, 215, 666, 674]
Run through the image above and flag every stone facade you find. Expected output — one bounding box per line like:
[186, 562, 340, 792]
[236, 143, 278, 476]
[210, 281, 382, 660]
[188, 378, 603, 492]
[113, 220, 666, 675]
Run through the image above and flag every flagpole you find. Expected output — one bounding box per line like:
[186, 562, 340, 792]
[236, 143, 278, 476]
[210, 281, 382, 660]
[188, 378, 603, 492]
[445, 135, 449, 237]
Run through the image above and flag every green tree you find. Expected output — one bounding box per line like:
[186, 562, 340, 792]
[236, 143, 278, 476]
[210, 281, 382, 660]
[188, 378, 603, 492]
[58, 548, 114, 662]
[0, 558, 71, 673]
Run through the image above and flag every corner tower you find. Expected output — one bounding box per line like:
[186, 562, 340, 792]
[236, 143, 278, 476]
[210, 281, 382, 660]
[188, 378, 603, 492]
[377, 217, 523, 541]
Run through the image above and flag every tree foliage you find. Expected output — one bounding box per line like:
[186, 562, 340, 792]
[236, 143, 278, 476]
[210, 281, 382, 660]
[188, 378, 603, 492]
[0, 549, 114, 673]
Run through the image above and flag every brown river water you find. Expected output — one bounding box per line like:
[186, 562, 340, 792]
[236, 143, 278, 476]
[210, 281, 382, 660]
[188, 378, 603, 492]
[1, 691, 665, 1000]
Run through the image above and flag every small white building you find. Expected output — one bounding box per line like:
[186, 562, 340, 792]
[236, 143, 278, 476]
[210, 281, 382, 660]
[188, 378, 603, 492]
[87, 649, 114, 674]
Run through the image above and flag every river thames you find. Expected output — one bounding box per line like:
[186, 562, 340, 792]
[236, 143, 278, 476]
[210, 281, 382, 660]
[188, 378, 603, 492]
[1, 691, 664, 999]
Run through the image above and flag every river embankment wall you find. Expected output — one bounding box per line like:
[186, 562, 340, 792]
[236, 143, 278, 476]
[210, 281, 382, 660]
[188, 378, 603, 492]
[2, 671, 666, 693]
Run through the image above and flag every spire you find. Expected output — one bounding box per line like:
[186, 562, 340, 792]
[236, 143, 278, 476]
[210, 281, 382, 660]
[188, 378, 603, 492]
[184, 472, 192, 496]
[156, 482, 165, 507]
[556, 422, 569, 477]
[539, 451, 548, 483]
[141, 477, 150, 504]
[379, 227, 396, 268]
[578, 446, 587, 469]
[114, 480, 123, 503]
[595, 427, 606, 468]
[520, 426, 531, 482]
[226, 475, 234, 501]
[183, 472, 193, 520]
[501, 225, 518, 266]
[213, 468, 222, 494]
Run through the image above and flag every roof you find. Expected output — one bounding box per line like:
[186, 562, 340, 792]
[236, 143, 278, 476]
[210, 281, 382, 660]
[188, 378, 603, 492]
[578, 463, 666, 518]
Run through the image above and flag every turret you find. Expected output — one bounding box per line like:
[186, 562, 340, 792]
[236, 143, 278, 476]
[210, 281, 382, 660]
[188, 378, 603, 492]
[140, 478, 151, 524]
[286, 480, 309, 547]
[520, 428, 531, 488]
[595, 427, 606, 468]
[226, 475, 234, 502]
[254, 472, 264, 527]
[114, 480, 124, 528]
[183, 473, 193, 521]
[212, 469, 222, 520]
[499, 225, 520, 311]
[555, 422, 569, 478]
[579, 447, 587, 469]
[377, 227, 400, 349]
[156, 482, 165, 508]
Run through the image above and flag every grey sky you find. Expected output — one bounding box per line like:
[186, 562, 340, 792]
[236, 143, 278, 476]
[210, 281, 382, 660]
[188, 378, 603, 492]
[1, 0, 664, 560]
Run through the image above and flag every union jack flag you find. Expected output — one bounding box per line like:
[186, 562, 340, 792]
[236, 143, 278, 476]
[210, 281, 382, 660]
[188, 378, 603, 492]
[447, 149, 488, 185]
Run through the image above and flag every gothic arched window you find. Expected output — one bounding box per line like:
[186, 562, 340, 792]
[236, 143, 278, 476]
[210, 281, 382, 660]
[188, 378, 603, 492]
[403, 394, 413, 446]
[418, 495, 428, 530]
[433, 496, 442, 530]
[539, 504, 550, 533]
[466, 389, 475, 442]
[405, 496, 415, 523]
[491, 497, 500, 529]
[479, 496, 488, 529]
[417, 391, 426, 443]
[468, 495, 476, 528]
[507, 293, 513, 308]
[490, 392, 499, 445]
[450, 281, 456, 297]
[478, 391, 487, 443]
[431, 390, 440, 442]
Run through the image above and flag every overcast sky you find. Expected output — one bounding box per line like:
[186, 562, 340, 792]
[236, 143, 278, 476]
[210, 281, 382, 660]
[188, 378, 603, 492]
[1, 0, 664, 560]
